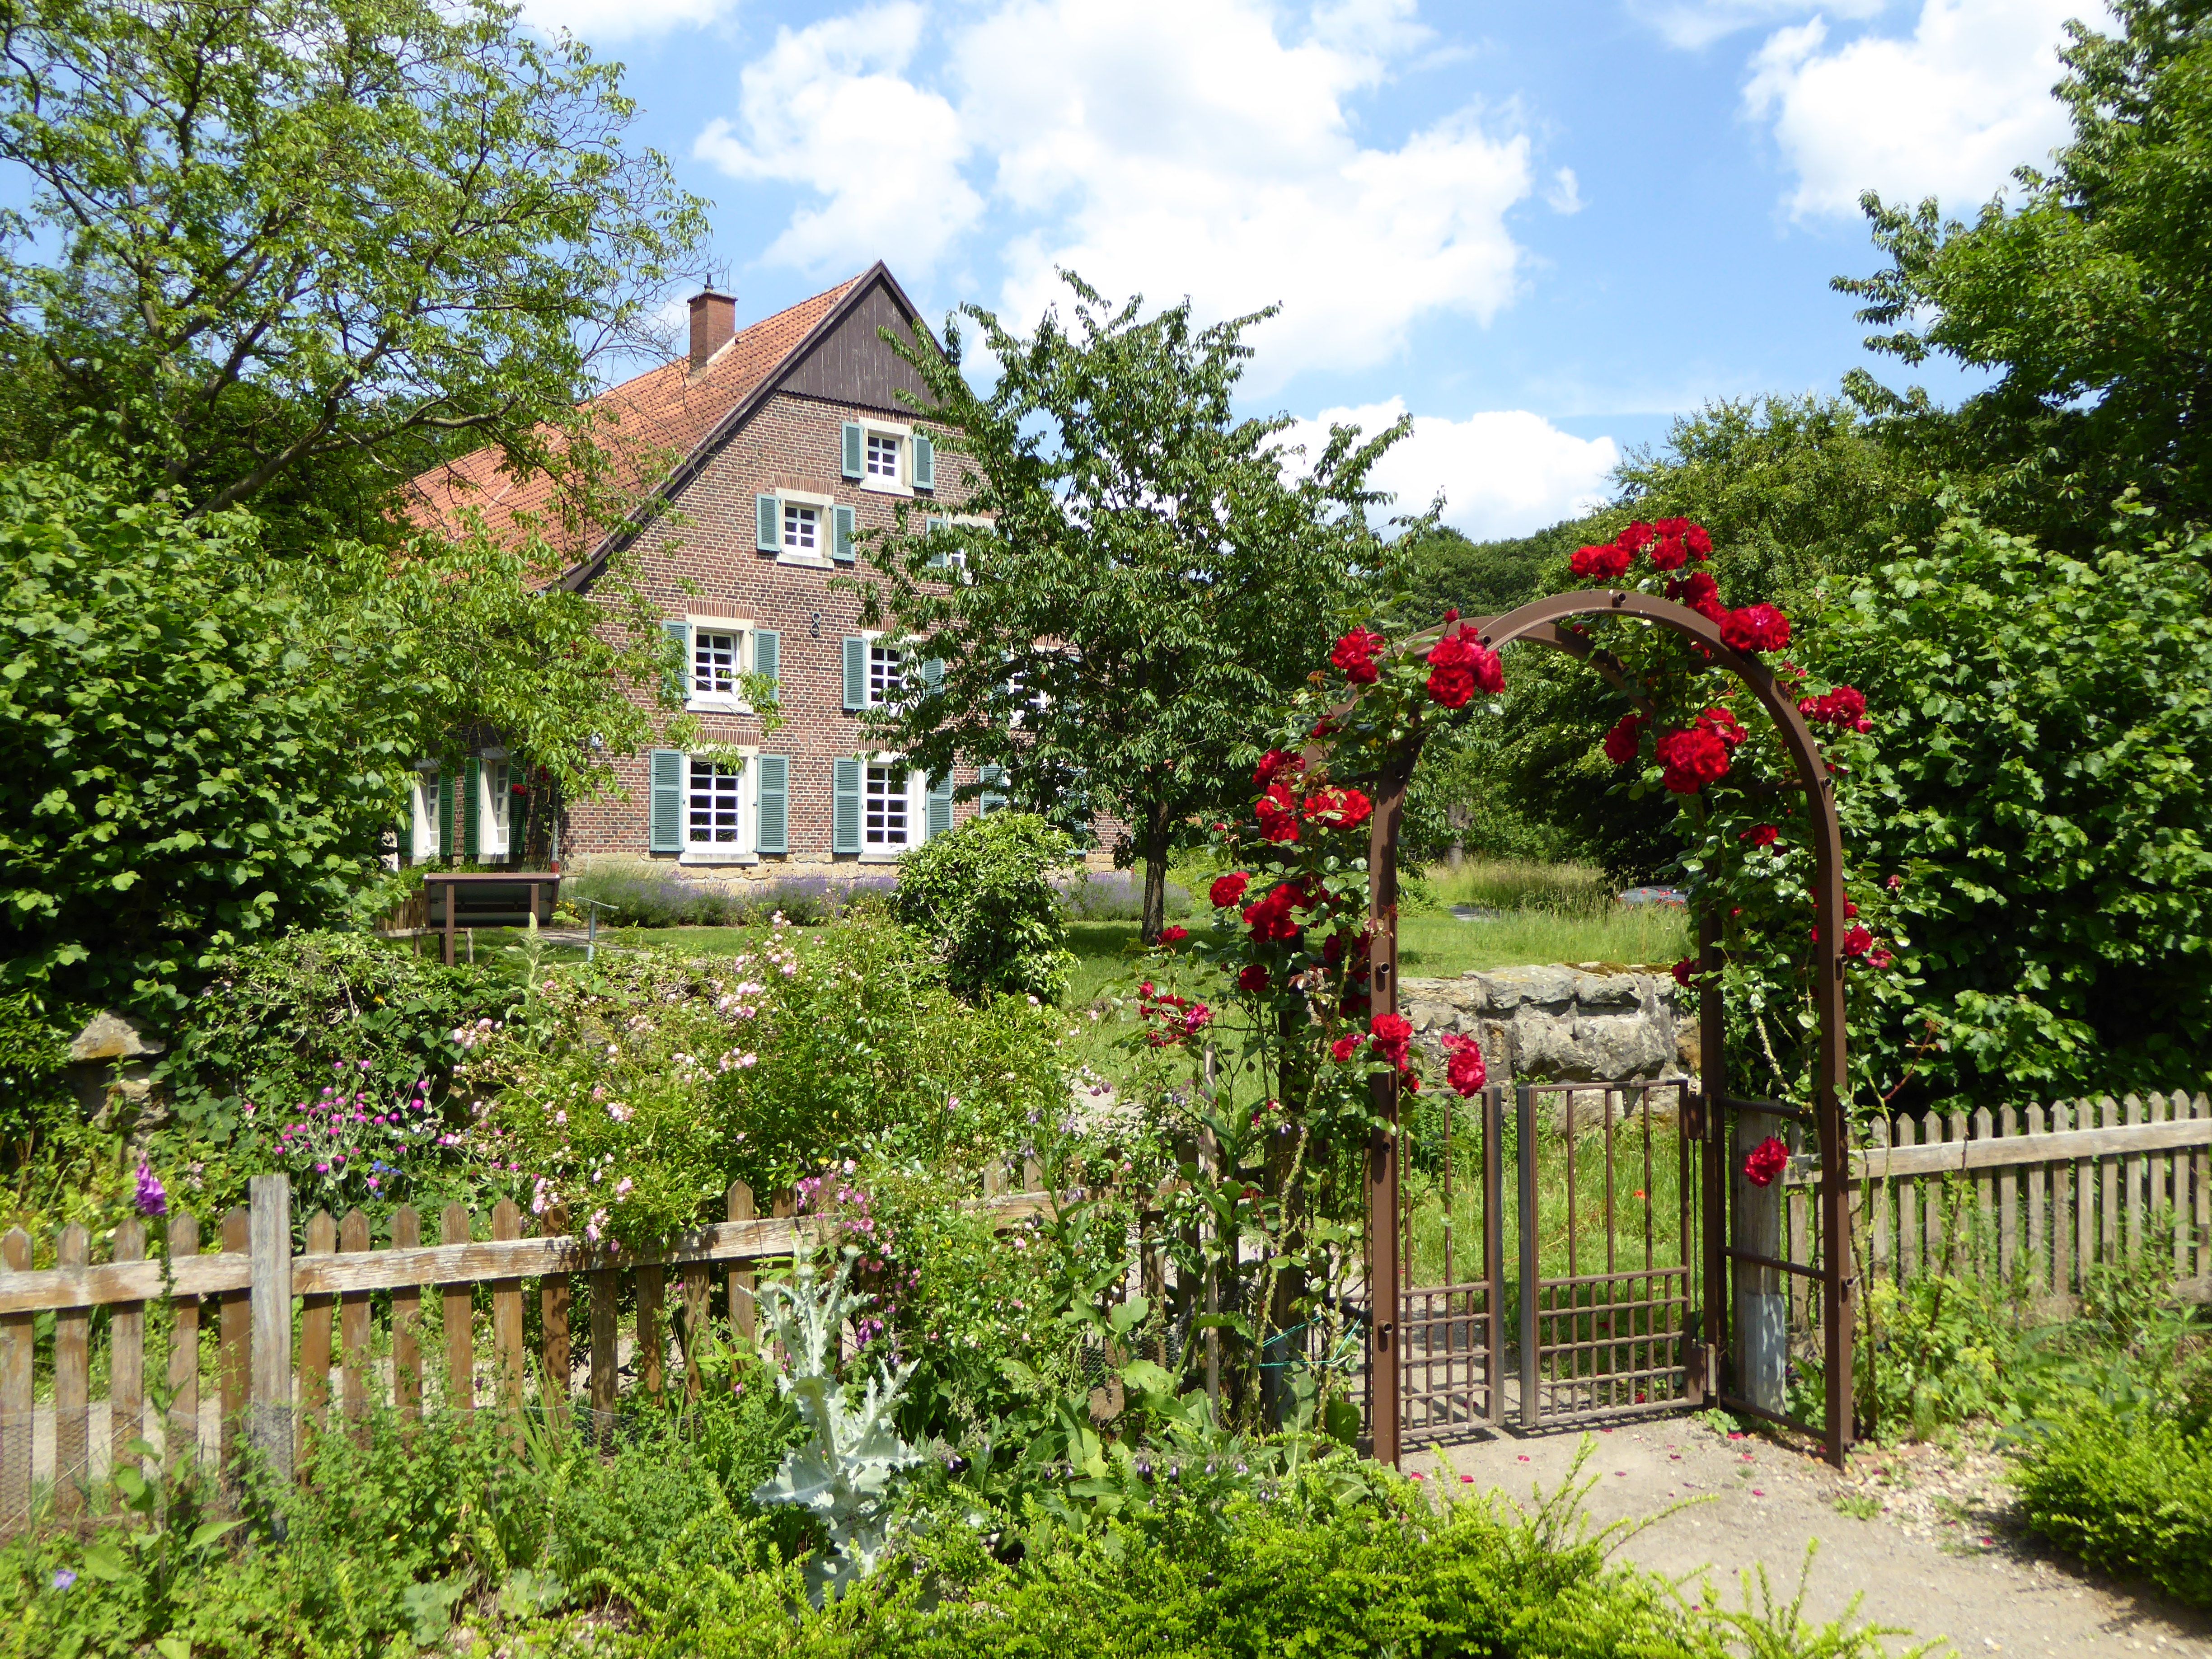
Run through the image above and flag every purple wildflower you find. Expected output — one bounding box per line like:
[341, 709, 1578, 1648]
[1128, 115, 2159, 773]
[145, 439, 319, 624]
[133, 1160, 167, 1219]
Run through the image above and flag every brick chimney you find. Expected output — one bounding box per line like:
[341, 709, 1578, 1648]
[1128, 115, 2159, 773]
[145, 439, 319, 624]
[688, 288, 736, 370]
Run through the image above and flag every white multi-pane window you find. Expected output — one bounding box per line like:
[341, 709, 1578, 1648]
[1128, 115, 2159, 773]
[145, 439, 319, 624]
[487, 759, 510, 840]
[866, 431, 900, 479]
[865, 764, 910, 847]
[784, 502, 819, 553]
[693, 629, 739, 696]
[867, 642, 904, 707]
[688, 758, 745, 846]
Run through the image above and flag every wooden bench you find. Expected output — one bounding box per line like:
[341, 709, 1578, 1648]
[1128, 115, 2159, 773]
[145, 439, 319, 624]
[422, 872, 559, 966]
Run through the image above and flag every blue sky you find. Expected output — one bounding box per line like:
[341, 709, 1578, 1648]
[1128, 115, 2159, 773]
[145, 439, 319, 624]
[542, 0, 2100, 537]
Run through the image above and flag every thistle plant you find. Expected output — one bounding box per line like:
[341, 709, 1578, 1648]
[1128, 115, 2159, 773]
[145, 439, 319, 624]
[751, 1248, 920, 1603]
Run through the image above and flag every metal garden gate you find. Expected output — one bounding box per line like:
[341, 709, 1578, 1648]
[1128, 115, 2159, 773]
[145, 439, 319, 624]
[1397, 1080, 1705, 1441]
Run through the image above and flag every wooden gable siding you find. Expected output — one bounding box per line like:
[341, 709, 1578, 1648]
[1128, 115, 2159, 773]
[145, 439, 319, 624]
[778, 279, 935, 415]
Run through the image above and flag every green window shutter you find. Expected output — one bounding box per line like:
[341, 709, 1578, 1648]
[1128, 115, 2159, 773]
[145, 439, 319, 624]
[663, 618, 689, 701]
[460, 757, 482, 858]
[832, 503, 856, 563]
[979, 763, 1008, 815]
[751, 628, 778, 691]
[841, 421, 864, 480]
[925, 516, 949, 569]
[755, 493, 780, 552]
[913, 435, 935, 491]
[755, 755, 788, 854]
[832, 758, 862, 854]
[649, 750, 684, 852]
[843, 636, 867, 712]
[921, 656, 944, 696]
[926, 771, 955, 841]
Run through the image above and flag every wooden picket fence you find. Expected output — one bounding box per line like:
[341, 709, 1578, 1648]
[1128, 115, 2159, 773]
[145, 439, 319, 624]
[0, 1167, 1051, 1535]
[1781, 1092, 2212, 1307]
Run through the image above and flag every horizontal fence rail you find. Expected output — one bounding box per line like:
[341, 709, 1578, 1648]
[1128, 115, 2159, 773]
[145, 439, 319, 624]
[1781, 1091, 2210, 1299]
[0, 1167, 1058, 1535]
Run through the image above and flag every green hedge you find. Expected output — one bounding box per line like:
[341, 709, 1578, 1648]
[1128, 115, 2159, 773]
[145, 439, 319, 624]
[2014, 1402, 2212, 1607]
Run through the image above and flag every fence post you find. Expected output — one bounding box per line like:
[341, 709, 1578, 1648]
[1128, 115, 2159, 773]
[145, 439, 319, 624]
[1732, 1109, 1787, 1418]
[248, 1174, 295, 1487]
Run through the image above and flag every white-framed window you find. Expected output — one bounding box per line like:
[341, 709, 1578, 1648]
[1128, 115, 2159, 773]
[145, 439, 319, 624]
[867, 640, 904, 708]
[784, 501, 819, 553]
[687, 757, 746, 847]
[409, 763, 441, 862]
[866, 431, 900, 480]
[481, 752, 511, 858]
[864, 762, 911, 848]
[693, 628, 739, 698]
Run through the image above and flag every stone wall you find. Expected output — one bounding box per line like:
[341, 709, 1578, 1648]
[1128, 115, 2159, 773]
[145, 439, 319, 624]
[1401, 965, 1697, 1085]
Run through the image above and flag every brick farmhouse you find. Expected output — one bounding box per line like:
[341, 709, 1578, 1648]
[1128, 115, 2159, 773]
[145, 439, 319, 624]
[403, 262, 1053, 888]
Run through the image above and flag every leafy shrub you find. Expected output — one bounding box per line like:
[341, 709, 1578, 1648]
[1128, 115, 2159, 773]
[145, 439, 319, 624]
[0, 991, 82, 1159]
[1057, 870, 1191, 923]
[563, 871, 897, 929]
[895, 813, 1077, 1003]
[1855, 1273, 2022, 1440]
[2013, 1402, 2212, 1607]
[0, 466, 399, 1008]
[464, 919, 1064, 1243]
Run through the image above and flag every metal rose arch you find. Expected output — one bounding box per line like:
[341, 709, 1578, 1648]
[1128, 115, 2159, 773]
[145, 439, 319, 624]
[1318, 588, 1854, 1469]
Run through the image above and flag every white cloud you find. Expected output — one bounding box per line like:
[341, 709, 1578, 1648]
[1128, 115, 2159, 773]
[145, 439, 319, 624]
[696, 0, 1537, 384]
[1545, 166, 1583, 214]
[1284, 398, 1618, 540]
[1744, 0, 2101, 220]
[1631, 0, 1887, 52]
[517, 0, 735, 41]
[693, 5, 984, 275]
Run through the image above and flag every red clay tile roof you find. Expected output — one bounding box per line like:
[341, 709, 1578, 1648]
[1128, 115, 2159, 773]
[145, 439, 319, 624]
[401, 273, 865, 560]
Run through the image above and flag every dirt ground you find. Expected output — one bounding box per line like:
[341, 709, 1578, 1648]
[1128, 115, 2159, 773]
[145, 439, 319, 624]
[1408, 1415, 2212, 1656]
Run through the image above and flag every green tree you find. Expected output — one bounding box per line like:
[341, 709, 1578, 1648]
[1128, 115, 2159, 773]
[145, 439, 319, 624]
[0, 0, 705, 538]
[1809, 500, 2212, 1105]
[0, 464, 693, 1008]
[856, 274, 1409, 942]
[1379, 524, 1552, 632]
[1835, 0, 2212, 543]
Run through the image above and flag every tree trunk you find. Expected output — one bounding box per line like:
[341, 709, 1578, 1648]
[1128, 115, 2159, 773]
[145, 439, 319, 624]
[1139, 803, 1172, 944]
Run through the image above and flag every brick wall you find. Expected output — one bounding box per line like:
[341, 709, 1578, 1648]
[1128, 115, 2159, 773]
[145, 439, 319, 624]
[555, 388, 1116, 882]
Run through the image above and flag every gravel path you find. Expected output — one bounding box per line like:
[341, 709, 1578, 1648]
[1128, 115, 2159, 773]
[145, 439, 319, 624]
[1409, 1415, 2212, 1656]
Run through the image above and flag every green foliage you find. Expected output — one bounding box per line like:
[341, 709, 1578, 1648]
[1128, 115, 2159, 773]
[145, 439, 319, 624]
[1836, 0, 2212, 547]
[0, 468, 394, 1006]
[1807, 505, 2212, 1103]
[0, 0, 705, 535]
[858, 270, 1411, 939]
[463, 920, 1064, 1244]
[1379, 522, 1554, 630]
[2013, 1404, 2212, 1607]
[0, 990, 82, 1156]
[1853, 1273, 2022, 1439]
[893, 812, 1078, 1003]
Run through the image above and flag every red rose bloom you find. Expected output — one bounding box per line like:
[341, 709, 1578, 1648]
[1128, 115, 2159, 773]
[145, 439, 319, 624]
[1799, 685, 1869, 731]
[1671, 957, 1697, 989]
[1242, 883, 1303, 942]
[1426, 665, 1474, 708]
[1743, 1135, 1789, 1188]
[1236, 963, 1271, 993]
[1401, 1069, 1421, 1094]
[1720, 604, 1791, 654]
[1655, 726, 1731, 794]
[1309, 715, 1342, 739]
[1842, 924, 1874, 958]
[1667, 570, 1726, 622]
[1329, 1033, 1364, 1064]
[1329, 626, 1387, 684]
[1616, 521, 1657, 553]
[1303, 785, 1373, 831]
[1867, 946, 1895, 970]
[1603, 712, 1648, 766]
[1424, 626, 1503, 707]
[1740, 824, 1781, 848]
[1256, 781, 1301, 844]
[1685, 524, 1712, 559]
[1695, 706, 1747, 750]
[1648, 531, 1688, 572]
[1158, 924, 1189, 944]
[1440, 1031, 1487, 1097]
[1368, 1012, 1414, 1069]
[1210, 872, 1250, 909]
[1253, 748, 1305, 788]
[1570, 541, 1634, 581]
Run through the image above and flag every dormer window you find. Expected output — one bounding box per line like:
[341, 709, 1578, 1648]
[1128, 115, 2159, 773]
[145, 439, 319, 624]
[867, 431, 900, 480]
